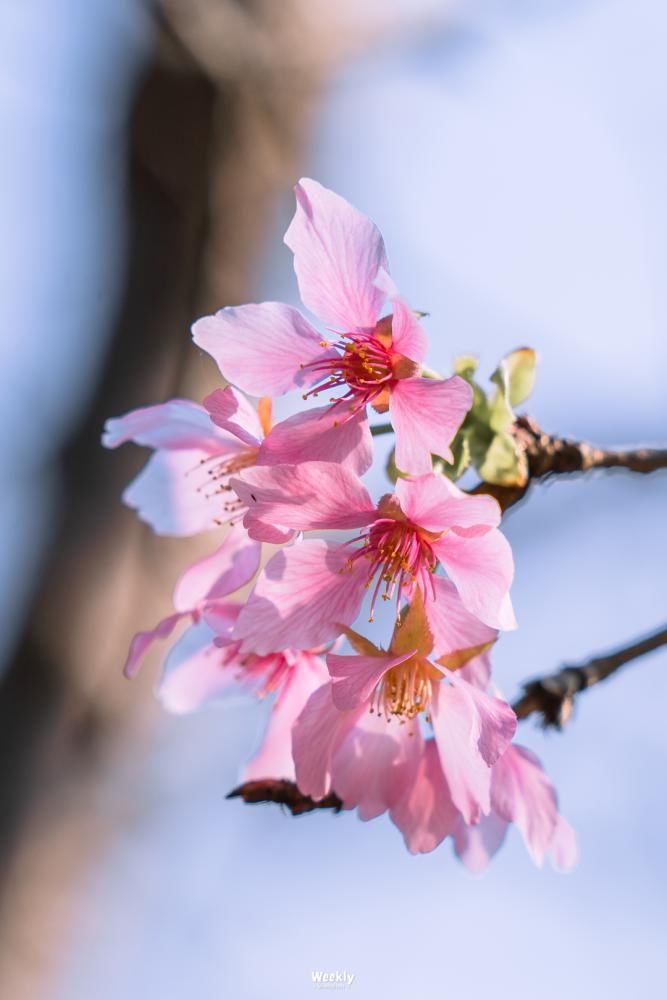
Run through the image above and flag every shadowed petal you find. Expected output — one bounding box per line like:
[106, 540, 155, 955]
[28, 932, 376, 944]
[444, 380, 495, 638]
[332, 710, 422, 820]
[172, 529, 260, 612]
[327, 649, 414, 711]
[121, 449, 226, 536]
[390, 375, 472, 475]
[232, 460, 376, 536]
[233, 539, 369, 654]
[390, 740, 460, 854]
[258, 405, 372, 475]
[292, 682, 361, 801]
[243, 653, 329, 782]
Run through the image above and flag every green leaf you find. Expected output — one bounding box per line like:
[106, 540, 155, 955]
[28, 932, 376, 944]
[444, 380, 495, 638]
[491, 348, 537, 408]
[453, 354, 479, 381]
[477, 431, 528, 486]
[386, 447, 408, 484]
[435, 431, 471, 481]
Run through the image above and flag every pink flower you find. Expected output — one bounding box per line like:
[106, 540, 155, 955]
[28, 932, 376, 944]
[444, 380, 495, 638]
[121, 525, 261, 680]
[230, 462, 515, 654]
[391, 738, 577, 871]
[292, 591, 516, 825]
[102, 388, 273, 536]
[192, 178, 472, 475]
[103, 383, 371, 537]
[121, 527, 328, 781]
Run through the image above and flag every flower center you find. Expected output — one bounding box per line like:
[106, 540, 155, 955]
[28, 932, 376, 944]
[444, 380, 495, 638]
[371, 657, 438, 721]
[300, 332, 395, 416]
[345, 511, 438, 622]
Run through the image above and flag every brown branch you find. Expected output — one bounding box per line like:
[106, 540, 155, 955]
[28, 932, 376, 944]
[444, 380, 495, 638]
[512, 622, 667, 728]
[472, 415, 667, 512]
[227, 622, 667, 814]
[226, 779, 343, 814]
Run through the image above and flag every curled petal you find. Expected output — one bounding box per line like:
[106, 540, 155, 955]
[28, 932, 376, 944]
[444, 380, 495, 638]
[327, 649, 413, 711]
[203, 386, 263, 448]
[172, 529, 260, 612]
[123, 612, 184, 679]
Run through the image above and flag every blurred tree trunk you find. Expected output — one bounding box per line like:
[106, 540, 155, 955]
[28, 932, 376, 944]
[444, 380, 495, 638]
[0, 3, 354, 994]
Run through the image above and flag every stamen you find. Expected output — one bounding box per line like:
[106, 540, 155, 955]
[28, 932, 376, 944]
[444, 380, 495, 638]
[371, 659, 434, 720]
[345, 516, 438, 621]
[300, 330, 395, 419]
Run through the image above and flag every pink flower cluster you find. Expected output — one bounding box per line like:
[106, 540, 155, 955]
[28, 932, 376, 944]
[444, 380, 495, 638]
[104, 179, 575, 871]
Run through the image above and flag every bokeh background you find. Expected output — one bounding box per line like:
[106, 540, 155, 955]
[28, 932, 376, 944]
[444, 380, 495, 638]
[1, 1, 666, 998]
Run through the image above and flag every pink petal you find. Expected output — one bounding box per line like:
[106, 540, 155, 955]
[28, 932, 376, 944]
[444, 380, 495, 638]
[243, 652, 329, 782]
[389, 375, 472, 475]
[443, 668, 517, 766]
[458, 649, 493, 690]
[123, 612, 184, 679]
[121, 449, 228, 536]
[424, 576, 497, 659]
[430, 681, 493, 824]
[332, 709, 422, 820]
[453, 812, 509, 873]
[102, 398, 235, 453]
[389, 297, 428, 363]
[202, 602, 241, 641]
[327, 649, 413, 711]
[158, 621, 238, 713]
[172, 528, 260, 612]
[292, 682, 360, 801]
[231, 461, 376, 537]
[550, 817, 578, 871]
[192, 302, 324, 396]
[284, 178, 389, 330]
[233, 539, 369, 654]
[390, 739, 460, 854]
[433, 528, 516, 630]
[490, 744, 558, 867]
[203, 386, 262, 448]
[396, 473, 500, 536]
[257, 405, 372, 476]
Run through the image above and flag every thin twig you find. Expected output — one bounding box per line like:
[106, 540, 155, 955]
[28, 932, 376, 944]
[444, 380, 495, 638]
[473, 416, 667, 512]
[512, 623, 667, 728]
[227, 622, 667, 814]
[370, 422, 393, 437]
